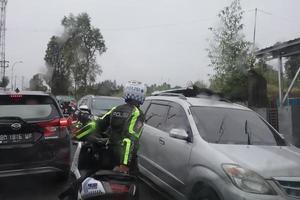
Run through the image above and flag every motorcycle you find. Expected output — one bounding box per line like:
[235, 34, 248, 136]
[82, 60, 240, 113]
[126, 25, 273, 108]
[59, 112, 138, 200]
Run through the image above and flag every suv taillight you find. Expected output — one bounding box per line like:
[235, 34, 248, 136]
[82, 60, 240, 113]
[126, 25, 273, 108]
[108, 182, 130, 193]
[38, 118, 70, 139]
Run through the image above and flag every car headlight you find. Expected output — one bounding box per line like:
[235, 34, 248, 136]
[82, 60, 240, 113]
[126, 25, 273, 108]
[222, 164, 276, 195]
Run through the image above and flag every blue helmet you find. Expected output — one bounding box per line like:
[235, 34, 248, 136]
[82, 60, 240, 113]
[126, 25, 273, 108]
[123, 80, 147, 105]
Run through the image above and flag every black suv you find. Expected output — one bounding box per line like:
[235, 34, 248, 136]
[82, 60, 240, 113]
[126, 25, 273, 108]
[0, 91, 71, 180]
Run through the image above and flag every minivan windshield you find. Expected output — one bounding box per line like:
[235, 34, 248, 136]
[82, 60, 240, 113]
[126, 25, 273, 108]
[190, 107, 286, 146]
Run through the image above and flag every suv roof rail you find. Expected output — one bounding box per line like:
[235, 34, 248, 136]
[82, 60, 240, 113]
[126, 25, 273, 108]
[153, 92, 187, 99]
[152, 85, 231, 102]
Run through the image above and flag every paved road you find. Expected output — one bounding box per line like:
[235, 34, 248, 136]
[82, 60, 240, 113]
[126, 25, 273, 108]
[0, 174, 167, 200]
[0, 143, 168, 200]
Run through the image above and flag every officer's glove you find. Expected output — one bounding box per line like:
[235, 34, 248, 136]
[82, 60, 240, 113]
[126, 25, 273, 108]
[113, 165, 129, 174]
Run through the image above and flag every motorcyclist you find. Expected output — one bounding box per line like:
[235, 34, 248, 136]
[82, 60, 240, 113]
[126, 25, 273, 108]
[75, 80, 147, 174]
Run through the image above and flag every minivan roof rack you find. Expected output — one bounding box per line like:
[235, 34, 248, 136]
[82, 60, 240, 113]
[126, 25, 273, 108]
[154, 92, 187, 99]
[152, 85, 230, 102]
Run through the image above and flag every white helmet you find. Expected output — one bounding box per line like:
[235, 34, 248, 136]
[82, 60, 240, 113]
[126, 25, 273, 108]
[123, 80, 147, 105]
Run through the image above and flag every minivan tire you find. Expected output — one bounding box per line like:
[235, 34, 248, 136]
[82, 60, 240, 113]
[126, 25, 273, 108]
[190, 185, 220, 200]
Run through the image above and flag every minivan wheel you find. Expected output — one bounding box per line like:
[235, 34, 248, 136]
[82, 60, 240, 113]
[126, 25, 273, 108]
[190, 186, 220, 200]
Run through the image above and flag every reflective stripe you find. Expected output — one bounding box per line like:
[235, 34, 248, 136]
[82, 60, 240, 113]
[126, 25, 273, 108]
[100, 107, 116, 120]
[76, 121, 96, 139]
[129, 107, 141, 138]
[122, 138, 131, 165]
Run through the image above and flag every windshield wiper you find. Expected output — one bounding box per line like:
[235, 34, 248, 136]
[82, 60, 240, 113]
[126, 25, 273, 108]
[216, 116, 225, 143]
[244, 120, 251, 145]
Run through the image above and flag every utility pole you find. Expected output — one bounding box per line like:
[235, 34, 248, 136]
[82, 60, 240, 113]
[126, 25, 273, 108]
[14, 74, 16, 90]
[252, 8, 258, 51]
[10, 61, 23, 89]
[21, 76, 24, 90]
[0, 0, 7, 81]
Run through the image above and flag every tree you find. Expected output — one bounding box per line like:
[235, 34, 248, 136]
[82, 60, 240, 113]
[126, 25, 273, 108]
[207, 0, 253, 101]
[0, 76, 9, 88]
[44, 13, 106, 97]
[29, 74, 48, 92]
[146, 82, 172, 95]
[44, 36, 72, 95]
[285, 55, 300, 81]
[194, 80, 207, 88]
[62, 13, 106, 97]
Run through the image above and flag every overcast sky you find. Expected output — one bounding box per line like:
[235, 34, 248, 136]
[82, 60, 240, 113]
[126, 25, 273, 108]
[5, 0, 300, 88]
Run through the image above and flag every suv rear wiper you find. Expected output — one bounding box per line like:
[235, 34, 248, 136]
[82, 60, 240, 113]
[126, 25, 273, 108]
[244, 120, 251, 145]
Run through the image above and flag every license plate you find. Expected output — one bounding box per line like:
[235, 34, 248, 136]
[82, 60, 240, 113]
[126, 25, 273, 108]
[0, 133, 33, 144]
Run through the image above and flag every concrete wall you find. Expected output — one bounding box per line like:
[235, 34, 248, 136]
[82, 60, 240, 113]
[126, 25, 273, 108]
[292, 106, 300, 147]
[278, 106, 300, 147]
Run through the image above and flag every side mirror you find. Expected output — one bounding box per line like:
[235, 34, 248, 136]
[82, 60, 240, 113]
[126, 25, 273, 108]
[169, 128, 189, 141]
[79, 105, 91, 114]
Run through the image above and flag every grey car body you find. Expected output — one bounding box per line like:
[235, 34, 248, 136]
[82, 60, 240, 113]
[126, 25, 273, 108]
[138, 94, 300, 200]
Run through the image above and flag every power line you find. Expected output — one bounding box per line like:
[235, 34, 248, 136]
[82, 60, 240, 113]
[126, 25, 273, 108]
[0, 0, 7, 81]
[102, 18, 215, 32]
[7, 17, 215, 33]
[256, 8, 298, 25]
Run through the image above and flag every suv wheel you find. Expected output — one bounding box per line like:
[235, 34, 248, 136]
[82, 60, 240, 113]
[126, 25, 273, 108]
[190, 185, 219, 200]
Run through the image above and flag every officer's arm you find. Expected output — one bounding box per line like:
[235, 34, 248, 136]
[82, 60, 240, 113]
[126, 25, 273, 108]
[75, 107, 116, 140]
[121, 107, 144, 166]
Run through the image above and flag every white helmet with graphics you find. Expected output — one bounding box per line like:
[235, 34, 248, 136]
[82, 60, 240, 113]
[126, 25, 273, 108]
[123, 80, 147, 105]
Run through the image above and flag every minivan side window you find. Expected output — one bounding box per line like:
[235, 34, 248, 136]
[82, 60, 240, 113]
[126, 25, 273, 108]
[145, 103, 169, 130]
[165, 103, 191, 134]
[140, 100, 150, 114]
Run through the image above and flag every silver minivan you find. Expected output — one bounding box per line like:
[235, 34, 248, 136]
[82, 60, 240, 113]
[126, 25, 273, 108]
[138, 89, 300, 200]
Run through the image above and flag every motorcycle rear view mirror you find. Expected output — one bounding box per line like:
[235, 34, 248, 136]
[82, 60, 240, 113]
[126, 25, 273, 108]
[79, 105, 91, 114]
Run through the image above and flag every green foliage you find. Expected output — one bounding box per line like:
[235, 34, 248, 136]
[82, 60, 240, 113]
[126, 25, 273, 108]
[29, 74, 48, 92]
[285, 55, 300, 81]
[0, 76, 9, 88]
[194, 80, 208, 88]
[208, 0, 253, 101]
[146, 82, 173, 95]
[44, 13, 106, 97]
[254, 59, 278, 86]
[44, 36, 72, 95]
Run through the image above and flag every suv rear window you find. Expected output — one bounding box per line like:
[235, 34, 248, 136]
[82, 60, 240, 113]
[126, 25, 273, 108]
[92, 98, 124, 111]
[0, 95, 60, 121]
[191, 106, 286, 146]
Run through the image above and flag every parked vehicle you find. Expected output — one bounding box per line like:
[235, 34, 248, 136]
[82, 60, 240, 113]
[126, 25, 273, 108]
[77, 95, 124, 116]
[0, 90, 72, 181]
[138, 86, 300, 200]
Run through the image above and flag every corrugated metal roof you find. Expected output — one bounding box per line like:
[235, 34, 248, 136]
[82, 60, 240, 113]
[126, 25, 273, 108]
[256, 37, 300, 58]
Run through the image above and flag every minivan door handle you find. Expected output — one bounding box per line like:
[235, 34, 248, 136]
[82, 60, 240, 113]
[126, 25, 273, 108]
[159, 137, 165, 145]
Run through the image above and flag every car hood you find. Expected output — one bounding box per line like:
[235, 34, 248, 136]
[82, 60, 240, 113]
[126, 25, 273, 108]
[210, 144, 300, 179]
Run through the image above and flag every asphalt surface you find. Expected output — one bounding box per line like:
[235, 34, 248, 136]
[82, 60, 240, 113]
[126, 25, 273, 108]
[0, 143, 168, 200]
[0, 174, 167, 200]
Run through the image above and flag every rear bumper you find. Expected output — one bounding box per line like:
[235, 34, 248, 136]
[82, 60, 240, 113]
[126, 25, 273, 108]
[0, 136, 71, 178]
[0, 166, 64, 178]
